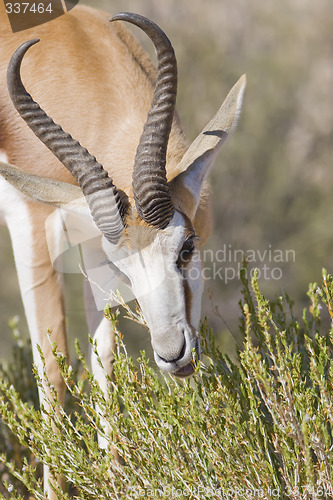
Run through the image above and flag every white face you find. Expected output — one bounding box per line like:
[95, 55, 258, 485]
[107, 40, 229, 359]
[102, 211, 203, 377]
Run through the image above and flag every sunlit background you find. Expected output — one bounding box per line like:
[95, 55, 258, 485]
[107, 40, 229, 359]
[0, 0, 332, 362]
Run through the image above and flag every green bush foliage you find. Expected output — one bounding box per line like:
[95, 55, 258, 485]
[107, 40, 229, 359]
[1, 271, 333, 499]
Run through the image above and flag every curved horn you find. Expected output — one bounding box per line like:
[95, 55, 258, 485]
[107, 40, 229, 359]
[7, 39, 126, 244]
[110, 13, 176, 229]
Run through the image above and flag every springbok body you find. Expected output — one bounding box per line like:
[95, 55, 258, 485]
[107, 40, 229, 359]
[0, 4, 245, 496]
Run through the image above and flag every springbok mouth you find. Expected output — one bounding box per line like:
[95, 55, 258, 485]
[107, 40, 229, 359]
[174, 362, 195, 378]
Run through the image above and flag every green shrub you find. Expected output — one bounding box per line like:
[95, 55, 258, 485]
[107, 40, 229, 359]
[1, 271, 333, 499]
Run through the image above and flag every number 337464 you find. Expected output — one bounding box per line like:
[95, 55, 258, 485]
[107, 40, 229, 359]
[5, 3, 53, 14]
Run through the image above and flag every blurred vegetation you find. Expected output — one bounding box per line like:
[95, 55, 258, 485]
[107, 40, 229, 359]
[1, 272, 333, 498]
[0, 0, 333, 360]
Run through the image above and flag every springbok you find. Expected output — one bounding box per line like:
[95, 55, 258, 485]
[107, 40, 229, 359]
[0, 4, 245, 496]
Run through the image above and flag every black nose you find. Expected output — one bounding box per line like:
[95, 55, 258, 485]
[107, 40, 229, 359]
[159, 338, 186, 364]
[174, 339, 186, 362]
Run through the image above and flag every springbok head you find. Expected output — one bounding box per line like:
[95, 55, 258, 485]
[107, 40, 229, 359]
[2, 13, 245, 377]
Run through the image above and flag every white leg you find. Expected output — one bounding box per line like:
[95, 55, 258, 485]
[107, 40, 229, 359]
[1, 181, 68, 498]
[84, 280, 116, 452]
[90, 316, 117, 451]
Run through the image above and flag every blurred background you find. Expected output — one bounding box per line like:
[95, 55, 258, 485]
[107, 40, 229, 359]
[0, 0, 332, 361]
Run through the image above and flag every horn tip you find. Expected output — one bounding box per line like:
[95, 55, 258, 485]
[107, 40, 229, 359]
[109, 12, 132, 23]
[23, 38, 40, 49]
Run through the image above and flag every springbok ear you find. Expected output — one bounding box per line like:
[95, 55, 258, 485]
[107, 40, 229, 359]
[0, 161, 87, 211]
[170, 74, 246, 218]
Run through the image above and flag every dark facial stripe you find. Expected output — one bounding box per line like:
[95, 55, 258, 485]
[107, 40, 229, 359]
[182, 274, 193, 327]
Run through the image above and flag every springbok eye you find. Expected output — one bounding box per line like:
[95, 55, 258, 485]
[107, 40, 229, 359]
[176, 238, 196, 268]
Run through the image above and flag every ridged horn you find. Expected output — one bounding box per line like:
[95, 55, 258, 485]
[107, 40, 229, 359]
[110, 13, 175, 229]
[7, 39, 127, 244]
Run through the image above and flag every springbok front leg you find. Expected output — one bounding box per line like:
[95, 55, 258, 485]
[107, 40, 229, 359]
[84, 279, 118, 455]
[1, 180, 68, 498]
